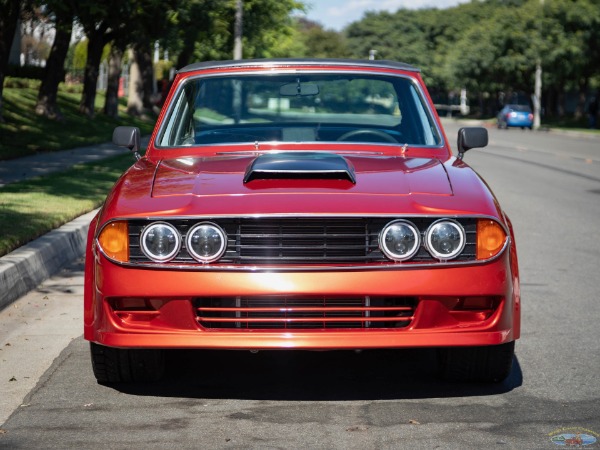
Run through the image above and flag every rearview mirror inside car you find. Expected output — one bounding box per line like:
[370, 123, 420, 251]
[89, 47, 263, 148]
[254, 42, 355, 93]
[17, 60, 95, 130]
[280, 82, 320, 97]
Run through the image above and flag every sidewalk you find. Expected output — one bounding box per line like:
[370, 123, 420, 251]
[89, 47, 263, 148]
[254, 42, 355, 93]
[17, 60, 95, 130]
[0, 136, 149, 188]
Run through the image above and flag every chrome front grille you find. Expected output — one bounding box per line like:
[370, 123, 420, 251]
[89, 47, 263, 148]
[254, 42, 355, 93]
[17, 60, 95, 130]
[235, 219, 378, 262]
[193, 296, 417, 329]
[127, 217, 477, 265]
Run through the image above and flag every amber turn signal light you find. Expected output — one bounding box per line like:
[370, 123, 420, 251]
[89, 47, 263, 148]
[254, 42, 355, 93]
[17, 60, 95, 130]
[476, 220, 506, 260]
[97, 221, 129, 262]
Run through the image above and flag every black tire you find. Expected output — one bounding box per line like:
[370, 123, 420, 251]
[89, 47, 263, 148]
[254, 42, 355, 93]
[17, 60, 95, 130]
[437, 341, 514, 382]
[90, 342, 165, 383]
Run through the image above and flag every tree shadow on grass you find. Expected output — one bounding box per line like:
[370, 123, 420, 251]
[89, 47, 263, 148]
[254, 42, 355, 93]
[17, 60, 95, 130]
[0, 156, 131, 255]
[1, 87, 154, 159]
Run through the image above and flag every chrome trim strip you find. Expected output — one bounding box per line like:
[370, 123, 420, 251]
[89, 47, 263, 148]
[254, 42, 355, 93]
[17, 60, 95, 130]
[98, 213, 501, 222]
[178, 59, 421, 74]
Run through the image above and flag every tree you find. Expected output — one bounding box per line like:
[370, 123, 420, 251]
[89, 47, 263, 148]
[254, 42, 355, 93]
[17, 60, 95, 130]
[294, 18, 349, 58]
[77, 17, 109, 116]
[541, 0, 600, 118]
[0, 0, 22, 122]
[35, 1, 75, 119]
[76, 0, 132, 117]
[127, 42, 155, 116]
[167, 0, 220, 70]
[347, 10, 428, 64]
[125, 0, 180, 116]
[170, 0, 305, 63]
[443, 0, 600, 118]
[103, 42, 125, 118]
[240, 0, 306, 58]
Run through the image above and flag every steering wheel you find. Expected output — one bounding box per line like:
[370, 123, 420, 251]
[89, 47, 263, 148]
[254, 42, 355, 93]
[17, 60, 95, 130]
[337, 129, 398, 143]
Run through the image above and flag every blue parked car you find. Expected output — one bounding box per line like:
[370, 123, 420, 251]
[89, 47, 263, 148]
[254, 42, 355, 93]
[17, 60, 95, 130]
[497, 104, 533, 129]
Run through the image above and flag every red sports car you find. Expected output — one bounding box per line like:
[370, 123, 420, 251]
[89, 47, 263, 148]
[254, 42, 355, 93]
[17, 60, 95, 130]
[85, 59, 520, 383]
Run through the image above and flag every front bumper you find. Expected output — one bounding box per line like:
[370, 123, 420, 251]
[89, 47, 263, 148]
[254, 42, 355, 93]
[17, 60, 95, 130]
[85, 251, 519, 349]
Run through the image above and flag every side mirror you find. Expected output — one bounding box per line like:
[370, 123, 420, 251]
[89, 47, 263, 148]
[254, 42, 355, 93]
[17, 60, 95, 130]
[457, 127, 488, 159]
[113, 126, 141, 160]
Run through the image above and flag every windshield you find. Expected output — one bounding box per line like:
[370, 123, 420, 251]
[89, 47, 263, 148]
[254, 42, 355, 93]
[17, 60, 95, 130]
[157, 73, 442, 148]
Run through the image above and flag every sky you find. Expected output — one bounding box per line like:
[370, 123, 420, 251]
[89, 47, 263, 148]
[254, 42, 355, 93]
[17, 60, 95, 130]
[301, 0, 471, 31]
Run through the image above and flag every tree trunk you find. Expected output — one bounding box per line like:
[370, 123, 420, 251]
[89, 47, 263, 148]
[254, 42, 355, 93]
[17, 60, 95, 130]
[557, 90, 565, 118]
[175, 41, 194, 70]
[0, 0, 22, 122]
[136, 43, 154, 111]
[127, 43, 154, 116]
[574, 78, 588, 120]
[35, 10, 73, 120]
[546, 87, 556, 119]
[79, 24, 107, 117]
[103, 44, 124, 118]
[126, 48, 144, 116]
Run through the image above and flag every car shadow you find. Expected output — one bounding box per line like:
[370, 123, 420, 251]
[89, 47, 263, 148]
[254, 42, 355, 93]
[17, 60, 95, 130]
[112, 348, 523, 401]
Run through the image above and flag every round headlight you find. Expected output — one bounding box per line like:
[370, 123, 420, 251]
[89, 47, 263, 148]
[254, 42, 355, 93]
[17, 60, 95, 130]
[186, 222, 227, 263]
[379, 220, 420, 261]
[140, 222, 181, 262]
[426, 220, 465, 260]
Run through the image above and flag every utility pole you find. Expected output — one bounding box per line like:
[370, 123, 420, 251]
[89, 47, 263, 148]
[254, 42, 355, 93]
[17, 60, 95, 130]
[533, 0, 544, 130]
[232, 0, 243, 123]
[533, 61, 542, 129]
[234, 0, 243, 60]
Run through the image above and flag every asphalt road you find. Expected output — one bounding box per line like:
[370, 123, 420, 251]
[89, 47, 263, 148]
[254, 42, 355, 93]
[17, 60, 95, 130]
[1, 123, 599, 449]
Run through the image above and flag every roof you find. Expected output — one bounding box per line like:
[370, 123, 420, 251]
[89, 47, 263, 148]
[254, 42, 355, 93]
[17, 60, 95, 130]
[178, 58, 420, 74]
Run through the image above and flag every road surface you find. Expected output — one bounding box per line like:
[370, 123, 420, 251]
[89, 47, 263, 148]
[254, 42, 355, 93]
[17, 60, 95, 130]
[1, 123, 599, 449]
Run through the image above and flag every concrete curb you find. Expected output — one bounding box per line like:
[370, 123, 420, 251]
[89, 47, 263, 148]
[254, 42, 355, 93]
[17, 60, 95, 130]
[0, 210, 97, 311]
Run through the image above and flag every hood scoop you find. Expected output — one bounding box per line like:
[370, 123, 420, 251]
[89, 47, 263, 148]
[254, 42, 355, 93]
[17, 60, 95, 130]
[243, 152, 356, 184]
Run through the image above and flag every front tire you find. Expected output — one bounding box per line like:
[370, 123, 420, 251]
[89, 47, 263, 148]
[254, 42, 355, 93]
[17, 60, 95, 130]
[437, 341, 514, 382]
[90, 342, 165, 383]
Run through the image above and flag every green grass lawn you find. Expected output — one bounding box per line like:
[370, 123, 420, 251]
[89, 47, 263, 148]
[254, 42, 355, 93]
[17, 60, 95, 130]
[0, 79, 156, 255]
[0, 153, 134, 257]
[0, 80, 155, 160]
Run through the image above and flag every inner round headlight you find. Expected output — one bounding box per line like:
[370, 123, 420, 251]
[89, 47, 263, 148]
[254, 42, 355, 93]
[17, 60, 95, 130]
[186, 222, 227, 263]
[140, 222, 181, 262]
[379, 220, 420, 261]
[426, 220, 465, 260]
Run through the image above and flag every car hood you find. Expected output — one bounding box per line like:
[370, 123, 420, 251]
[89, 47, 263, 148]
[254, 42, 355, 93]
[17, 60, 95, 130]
[103, 152, 501, 219]
[151, 153, 453, 198]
